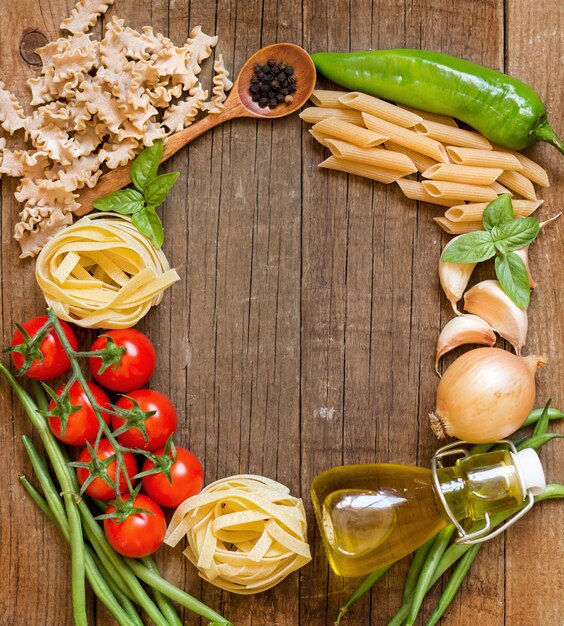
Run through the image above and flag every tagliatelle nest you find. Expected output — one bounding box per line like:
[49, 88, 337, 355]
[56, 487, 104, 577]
[164, 475, 312, 594]
[35, 213, 179, 328]
[0, 0, 232, 257]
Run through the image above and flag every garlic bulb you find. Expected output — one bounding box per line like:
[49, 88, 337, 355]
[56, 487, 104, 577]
[439, 236, 476, 315]
[435, 314, 496, 373]
[430, 347, 547, 443]
[464, 280, 527, 354]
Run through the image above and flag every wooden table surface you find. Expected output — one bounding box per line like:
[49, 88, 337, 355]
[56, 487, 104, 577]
[0, 1, 562, 624]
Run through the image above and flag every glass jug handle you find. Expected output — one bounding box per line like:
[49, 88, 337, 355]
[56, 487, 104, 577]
[431, 439, 535, 545]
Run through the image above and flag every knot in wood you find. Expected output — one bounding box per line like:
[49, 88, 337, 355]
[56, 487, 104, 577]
[20, 31, 48, 66]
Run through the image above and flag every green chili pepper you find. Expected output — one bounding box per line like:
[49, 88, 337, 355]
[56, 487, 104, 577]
[311, 49, 564, 153]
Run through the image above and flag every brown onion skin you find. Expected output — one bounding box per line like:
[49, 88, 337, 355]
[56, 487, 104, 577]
[430, 347, 546, 443]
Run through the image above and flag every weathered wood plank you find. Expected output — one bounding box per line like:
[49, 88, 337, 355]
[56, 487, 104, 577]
[0, 0, 562, 625]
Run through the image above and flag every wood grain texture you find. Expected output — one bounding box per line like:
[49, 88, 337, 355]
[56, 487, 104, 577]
[0, 1, 562, 625]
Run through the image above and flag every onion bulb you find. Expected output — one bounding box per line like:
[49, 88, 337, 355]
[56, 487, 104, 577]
[430, 347, 547, 443]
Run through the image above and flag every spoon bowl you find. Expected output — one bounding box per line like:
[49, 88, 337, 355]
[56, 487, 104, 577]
[76, 43, 316, 216]
[233, 42, 316, 118]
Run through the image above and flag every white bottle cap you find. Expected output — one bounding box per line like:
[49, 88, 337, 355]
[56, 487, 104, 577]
[513, 448, 546, 497]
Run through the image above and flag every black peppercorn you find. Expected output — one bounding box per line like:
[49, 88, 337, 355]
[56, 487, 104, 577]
[250, 58, 297, 109]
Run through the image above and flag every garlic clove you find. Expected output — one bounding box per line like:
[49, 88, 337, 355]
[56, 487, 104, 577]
[513, 246, 535, 288]
[439, 235, 476, 315]
[463, 280, 528, 355]
[435, 314, 496, 373]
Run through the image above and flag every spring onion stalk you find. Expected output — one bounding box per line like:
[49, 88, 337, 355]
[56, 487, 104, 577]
[0, 363, 87, 626]
[404, 525, 457, 626]
[141, 557, 183, 626]
[425, 545, 481, 626]
[19, 474, 135, 626]
[335, 564, 394, 625]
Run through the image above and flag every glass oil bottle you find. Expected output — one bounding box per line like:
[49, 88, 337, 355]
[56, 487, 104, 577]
[311, 443, 545, 577]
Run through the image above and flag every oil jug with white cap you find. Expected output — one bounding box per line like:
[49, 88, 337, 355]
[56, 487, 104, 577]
[311, 440, 546, 577]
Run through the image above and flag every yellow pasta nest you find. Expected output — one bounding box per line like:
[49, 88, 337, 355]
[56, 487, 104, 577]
[164, 474, 312, 594]
[35, 213, 179, 329]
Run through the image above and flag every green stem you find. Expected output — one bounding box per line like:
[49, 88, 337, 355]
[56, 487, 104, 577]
[0, 363, 87, 626]
[89, 551, 144, 626]
[405, 525, 457, 626]
[402, 537, 436, 601]
[141, 557, 183, 626]
[425, 544, 481, 626]
[335, 564, 394, 625]
[19, 474, 134, 626]
[522, 406, 564, 427]
[536, 120, 564, 155]
[125, 557, 232, 625]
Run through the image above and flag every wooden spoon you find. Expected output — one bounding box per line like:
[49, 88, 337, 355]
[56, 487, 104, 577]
[75, 43, 316, 216]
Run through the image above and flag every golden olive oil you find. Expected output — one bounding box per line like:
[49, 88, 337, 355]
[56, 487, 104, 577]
[311, 450, 530, 577]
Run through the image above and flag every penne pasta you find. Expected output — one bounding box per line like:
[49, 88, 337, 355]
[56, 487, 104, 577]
[397, 104, 459, 127]
[415, 120, 492, 150]
[490, 181, 514, 196]
[310, 90, 350, 108]
[396, 179, 459, 207]
[446, 147, 523, 171]
[338, 92, 422, 128]
[320, 156, 406, 184]
[362, 113, 448, 162]
[422, 180, 499, 202]
[313, 117, 388, 148]
[299, 107, 364, 125]
[384, 141, 437, 173]
[434, 217, 484, 235]
[445, 199, 543, 223]
[308, 128, 332, 147]
[325, 138, 417, 173]
[497, 170, 538, 201]
[493, 145, 550, 187]
[422, 163, 503, 186]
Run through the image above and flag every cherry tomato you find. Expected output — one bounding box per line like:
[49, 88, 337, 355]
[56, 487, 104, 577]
[76, 439, 138, 501]
[142, 446, 204, 508]
[112, 389, 177, 451]
[103, 494, 166, 558]
[48, 381, 111, 446]
[10, 316, 78, 380]
[88, 329, 156, 393]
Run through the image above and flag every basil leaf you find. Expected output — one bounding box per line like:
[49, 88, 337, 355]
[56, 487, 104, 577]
[440, 231, 496, 263]
[482, 194, 514, 231]
[495, 252, 530, 309]
[92, 188, 145, 214]
[130, 139, 163, 192]
[492, 216, 540, 252]
[132, 208, 164, 248]
[143, 172, 179, 208]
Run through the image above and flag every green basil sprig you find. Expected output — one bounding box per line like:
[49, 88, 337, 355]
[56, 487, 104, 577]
[440, 194, 539, 309]
[93, 140, 179, 248]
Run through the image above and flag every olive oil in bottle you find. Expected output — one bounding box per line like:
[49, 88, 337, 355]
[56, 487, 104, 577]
[311, 448, 545, 577]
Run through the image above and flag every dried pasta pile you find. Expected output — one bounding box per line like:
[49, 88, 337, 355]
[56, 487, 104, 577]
[0, 0, 233, 258]
[164, 475, 311, 594]
[35, 213, 179, 328]
[301, 90, 550, 233]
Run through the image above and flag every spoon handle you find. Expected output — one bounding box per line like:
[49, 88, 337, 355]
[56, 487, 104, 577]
[75, 102, 244, 216]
